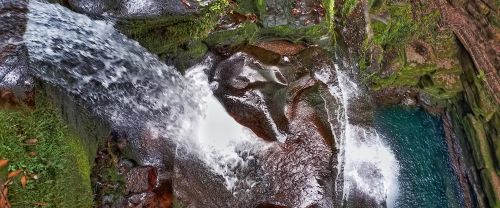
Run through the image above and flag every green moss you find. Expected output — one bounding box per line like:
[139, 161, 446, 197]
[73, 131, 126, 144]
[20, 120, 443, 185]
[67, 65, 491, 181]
[372, 4, 414, 48]
[324, 0, 335, 31]
[462, 73, 498, 121]
[342, 0, 359, 16]
[117, 0, 229, 56]
[371, 63, 436, 89]
[258, 23, 330, 44]
[464, 115, 500, 207]
[368, 0, 384, 10]
[233, 0, 264, 17]
[204, 22, 330, 48]
[421, 70, 463, 99]
[168, 40, 208, 72]
[182, 41, 208, 59]
[204, 23, 260, 47]
[0, 103, 93, 207]
[370, 2, 440, 50]
[256, 0, 266, 20]
[363, 2, 461, 101]
[93, 161, 125, 204]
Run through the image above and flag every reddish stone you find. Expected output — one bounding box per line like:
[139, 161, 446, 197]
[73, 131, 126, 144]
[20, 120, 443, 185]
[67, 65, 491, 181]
[125, 166, 158, 194]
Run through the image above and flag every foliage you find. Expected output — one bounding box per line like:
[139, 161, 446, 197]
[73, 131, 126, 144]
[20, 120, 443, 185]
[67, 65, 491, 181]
[370, 3, 440, 49]
[324, 0, 335, 30]
[117, 0, 230, 56]
[204, 22, 330, 48]
[0, 103, 93, 207]
[342, 0, 359, 16]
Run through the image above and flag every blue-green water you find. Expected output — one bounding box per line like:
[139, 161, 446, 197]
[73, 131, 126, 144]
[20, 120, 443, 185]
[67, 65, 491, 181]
[374, 107, 463, 208]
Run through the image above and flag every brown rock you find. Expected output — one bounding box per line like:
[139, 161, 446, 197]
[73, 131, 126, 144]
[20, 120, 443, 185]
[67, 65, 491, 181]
[437, 0, 500, 103]
[125, 166, 157, 194]
[405, 40, 434, 65]
[255, 40, 306, 56]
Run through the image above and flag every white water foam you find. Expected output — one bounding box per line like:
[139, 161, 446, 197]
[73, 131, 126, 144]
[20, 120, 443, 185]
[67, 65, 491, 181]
[184, 60, 265, 191]
[316, 59, 399, 207]
[24, 0, 264, 194]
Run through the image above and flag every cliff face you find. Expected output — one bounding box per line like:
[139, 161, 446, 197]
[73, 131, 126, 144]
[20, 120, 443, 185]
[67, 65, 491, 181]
[337, 0, 498, 207]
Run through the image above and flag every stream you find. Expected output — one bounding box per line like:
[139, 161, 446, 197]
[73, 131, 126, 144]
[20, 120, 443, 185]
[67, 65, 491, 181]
[21, 1, 464, 207]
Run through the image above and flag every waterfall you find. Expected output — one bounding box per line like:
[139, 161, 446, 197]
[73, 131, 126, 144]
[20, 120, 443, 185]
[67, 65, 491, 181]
[23, 0, 262, 194]
[183, 58, 265, 191]
[22, 0, 399, 205]
[24, 0, 199, 130]
[315, 55, 400, 207]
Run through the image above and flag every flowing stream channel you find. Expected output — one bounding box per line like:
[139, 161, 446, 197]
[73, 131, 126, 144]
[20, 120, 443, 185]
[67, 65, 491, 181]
[21, 1, 463, 207]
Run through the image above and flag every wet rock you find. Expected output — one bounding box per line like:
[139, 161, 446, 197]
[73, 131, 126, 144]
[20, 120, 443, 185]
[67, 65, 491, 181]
[240, 45, 283, 66]
[173, 150, 266, 207]
[261, 100, 334, 207]
[127, 192, 158, 208]
[401, 96, 417, 106]
[262, 0, 325, 28]
[0, 0, 32, 99]
[67, 0, 216, 17]
[181, 47, 337, 207]
[337, 0, 367, 55]
[68, 0, 118, 15]
[211, 51, 290, 141]
[372, 87, 418, 106]
[255, 40, 306, 56]
[343, 187, 381, 208]
[125, 166, 158, 194]
[417, 91, 443, 114]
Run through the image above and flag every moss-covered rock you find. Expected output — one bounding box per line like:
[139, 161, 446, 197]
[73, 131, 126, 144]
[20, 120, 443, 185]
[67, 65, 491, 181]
[204, 22, 331, 53]
[165, 40, 209, 73]
[116, 0, 229, 56]
[354, 1, 466, 104]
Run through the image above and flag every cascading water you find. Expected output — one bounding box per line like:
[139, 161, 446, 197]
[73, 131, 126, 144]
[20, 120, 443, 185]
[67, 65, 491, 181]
[23, 0, 263, 197]
[23, 0, 202, 165]
[183, 58, 266, 191]
[22, 0, 399, 206]
[316, 55, 400, 207]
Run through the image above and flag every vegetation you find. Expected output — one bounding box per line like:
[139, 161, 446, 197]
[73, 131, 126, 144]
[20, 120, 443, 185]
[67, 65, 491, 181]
[357, 1, 466, 101]
[0, 103, 93, 207]
[324, 0, 335, 32]
[91, 138, 126, 207]
[342, 0, 359, 16]
[117, 0, 230, 56]
[204, 22, 330, 50]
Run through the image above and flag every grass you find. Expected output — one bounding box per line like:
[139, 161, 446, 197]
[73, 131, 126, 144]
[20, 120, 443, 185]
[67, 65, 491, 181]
[0, 103, 93, 207]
